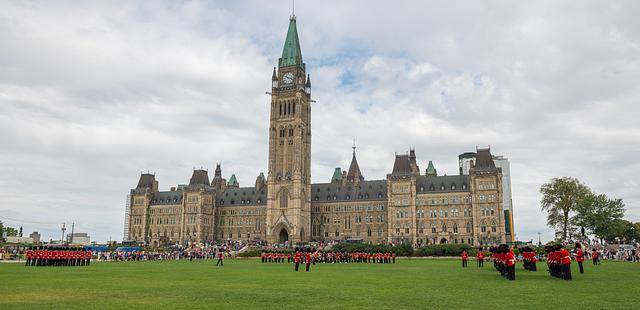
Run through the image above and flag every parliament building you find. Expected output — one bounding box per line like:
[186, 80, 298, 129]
[125, 15, 510, 248]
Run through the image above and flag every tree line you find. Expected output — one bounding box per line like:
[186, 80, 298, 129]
[540, 177, 639, 243]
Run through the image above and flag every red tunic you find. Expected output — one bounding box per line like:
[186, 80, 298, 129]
[576, 249, 584, 262]
[560, 249, 571, 265]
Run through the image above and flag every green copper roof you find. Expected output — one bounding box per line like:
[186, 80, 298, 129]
[332, 167, 343, 182]
[279, 16, 303, 68]
[426, 161, 437, 176]
[228, 174, 238, 186]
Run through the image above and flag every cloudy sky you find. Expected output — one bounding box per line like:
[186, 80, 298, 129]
[1, 1, 639, 243]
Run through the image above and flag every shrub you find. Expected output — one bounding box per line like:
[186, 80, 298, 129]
[414, 244, 474, 257]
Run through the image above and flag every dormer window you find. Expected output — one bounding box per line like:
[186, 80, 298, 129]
[219, 199, 224, 205]
[452, 185, 456, 190]
[346, 195, 350, 200]
[333, 195, 337, 200]
[430, 185, 435, 191]
[420, 186, 424, 191]
[462, 184, 467, 190]
[378, 192, 383, 198]
[257, 199, 262, 203]
[440, 185, 445, 191]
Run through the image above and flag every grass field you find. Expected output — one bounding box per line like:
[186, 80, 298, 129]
[1, 259, 638, 309]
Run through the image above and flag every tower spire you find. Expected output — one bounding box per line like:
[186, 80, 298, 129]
[352, 136, 356, 156]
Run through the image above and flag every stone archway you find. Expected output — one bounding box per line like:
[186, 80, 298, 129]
[439, 238, 448, 244]
[279, 228, 289, 243]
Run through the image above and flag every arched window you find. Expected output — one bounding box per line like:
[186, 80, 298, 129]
[442, 223, 447, 232]
[466, 222, 472, 233]
[481, 221, 487, 233]
[431, 223, 437, 233]
[453, 223, 458, 234]
[491, 221, 497, 232]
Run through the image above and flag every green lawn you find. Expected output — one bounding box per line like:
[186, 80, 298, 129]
[0, 259, 638, 309]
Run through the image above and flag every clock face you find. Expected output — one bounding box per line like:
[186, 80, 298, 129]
[282, 72, 294, 85]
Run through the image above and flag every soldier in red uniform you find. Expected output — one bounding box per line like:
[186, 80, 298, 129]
[305, 250, 312, 272]
[591, 248, 599, 265]
[461, 250, 468, 268]
[560, 245, 572, 280]
[293, 249, 301, 271]
[575, 242, 585, 274]
[476, 248, 484, 267]
[505, 247, 516, 280]
[216, 250, 224, 266]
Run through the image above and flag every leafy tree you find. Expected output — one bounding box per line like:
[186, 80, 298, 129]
[540, 177, 591, 241]
[4, 226, 18, 237]
[0, 220, 4, 242]
[573, 194, 625, 243]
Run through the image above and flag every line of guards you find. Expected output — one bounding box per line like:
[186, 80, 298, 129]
[25, 247, 92, 267]
[482, 242, 586, 281]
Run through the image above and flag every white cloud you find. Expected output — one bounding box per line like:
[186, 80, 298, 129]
[1, 0, 638, 243]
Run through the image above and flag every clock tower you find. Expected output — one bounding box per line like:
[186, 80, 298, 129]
[265, 15, 312, 244]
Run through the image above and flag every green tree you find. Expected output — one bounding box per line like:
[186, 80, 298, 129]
[540, 177, 591, 241]
[573, 194, 625, 243]
[4, 226, 18, 237]
[0, 220, 4, 242]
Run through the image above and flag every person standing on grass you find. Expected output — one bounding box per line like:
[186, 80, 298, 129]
[476, 248, 484, 267]
[216, 250, 224, 266]
[305, 249, 312, 272]
[560, 245, 572, 280]
[575, 242, 585, 274]
[294, 248, 301, 272]
[591, 248, 598, 265]
[461, 250, 468, 268]
[505, 247, 516, 280]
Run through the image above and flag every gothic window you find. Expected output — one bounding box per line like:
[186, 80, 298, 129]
[289, 128, 294, 136]
[430, 185, 435, 191]
[431, 224, 437, 233]
[442, 223, 447, 232]
[279, 103, 282, 115]
[367, 227, 372, 237]
[490, 207, 495, 216]
[481, 221, 487, 233]
[441, 185, 445, 191]
[466, 222, 472, 233]
[293, 102, 296, 114]
[453, 223, 458, 234]
[378, 192, 383, 198]
[491, 221, 497, 232]
[279, 190, 288, 208]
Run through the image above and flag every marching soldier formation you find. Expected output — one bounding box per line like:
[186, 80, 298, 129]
[25, 246, 91, 267]
[489, 244, 515, 280]
[545, 244, 572, 280]
[521, 247, 537, 271]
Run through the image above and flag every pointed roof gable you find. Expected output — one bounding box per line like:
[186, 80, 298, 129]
[426, 161, 437, 176]
[331, 168, 343, 183]
[279, 16, 304, 68]
[228, 174, 239, 187]
[346, 151, 364, 182]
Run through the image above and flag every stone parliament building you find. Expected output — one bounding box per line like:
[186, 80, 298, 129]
[125, 15, 512, 248]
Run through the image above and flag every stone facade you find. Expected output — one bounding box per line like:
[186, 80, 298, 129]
[125, 15, 508, 247]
